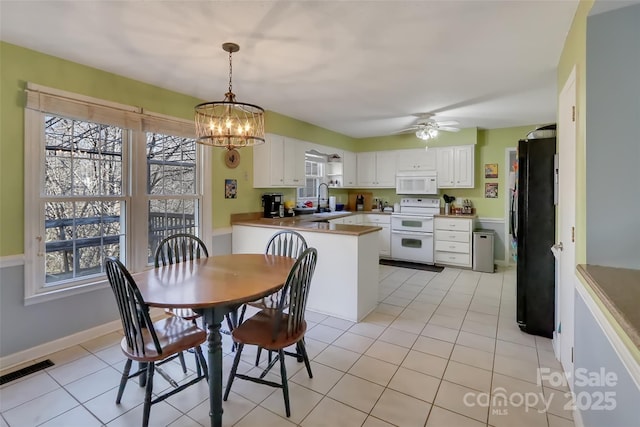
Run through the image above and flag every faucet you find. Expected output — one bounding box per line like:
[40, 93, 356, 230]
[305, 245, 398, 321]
[317, 182, 329, 213]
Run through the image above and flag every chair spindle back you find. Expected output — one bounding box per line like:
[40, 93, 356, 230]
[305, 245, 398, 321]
[271, 247, 318, 340]
[154, 233, 209, 267]
[105, 257, 162, 357]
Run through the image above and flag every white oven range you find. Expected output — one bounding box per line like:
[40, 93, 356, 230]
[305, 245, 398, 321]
[391, 197, 440, 264]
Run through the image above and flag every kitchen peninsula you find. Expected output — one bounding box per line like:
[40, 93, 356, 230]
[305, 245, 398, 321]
[232, 213, 381, 321]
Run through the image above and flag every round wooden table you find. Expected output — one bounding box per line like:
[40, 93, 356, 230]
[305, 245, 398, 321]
[133, 254, 295, 427]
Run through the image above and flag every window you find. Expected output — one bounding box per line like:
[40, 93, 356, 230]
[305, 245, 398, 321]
[297, 155, 325, 202]
[24, 84, 211, 304]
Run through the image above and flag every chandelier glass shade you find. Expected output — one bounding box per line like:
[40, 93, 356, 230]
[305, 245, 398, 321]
[195, 43, 265, 149]
[416, 126, 439, 140]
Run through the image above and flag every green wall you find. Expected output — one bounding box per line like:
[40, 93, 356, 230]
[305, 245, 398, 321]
[557, 0, 593, 265]
[0, 42, 354, 256]
[1, 41, 551, 257]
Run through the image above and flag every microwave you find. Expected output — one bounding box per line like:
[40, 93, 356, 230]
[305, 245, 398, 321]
[396, 171, 438, 195]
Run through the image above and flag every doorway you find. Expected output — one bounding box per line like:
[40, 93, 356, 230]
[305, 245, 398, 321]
[504, 148, 517, 265]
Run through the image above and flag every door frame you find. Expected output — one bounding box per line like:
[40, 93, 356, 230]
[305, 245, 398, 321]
[504, 147, 517, 265]
[554, 66, 577, 387]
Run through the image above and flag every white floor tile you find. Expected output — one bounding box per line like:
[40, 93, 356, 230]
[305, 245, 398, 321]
[412, 336, 454, 359]
[450, 344, 494, 371]
[443, 361, 492, 393]
[300, 396, 367, 427]
[426, 406, 486, 427]
[2, 389, 79, 427]
[260, 381, 323, 424]
[370, 388, 431, 427]
[364, 340, 410, 365]
[378, 328, 418, 348]
[0, 372, 60, 412]
[2, 265, 572, 427]
[387, 366, 441, 403]
[233, 405, 296, 427]
[434, 380, 489, 423]
[290, 361, 343, 394]
[38, 405, 103, 427]
[332, 331, 375, 353]
[401, 350, 448, 379]
[327, 373, 385, 413]
[313, 345, 361, 372]
[348, 355, 398, 387]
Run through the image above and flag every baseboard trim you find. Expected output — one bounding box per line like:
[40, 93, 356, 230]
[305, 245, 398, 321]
[0, 308, 164, 373]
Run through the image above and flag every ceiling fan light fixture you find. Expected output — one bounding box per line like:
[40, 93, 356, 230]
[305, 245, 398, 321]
[195, 42, 265, 150]
[415, 125, 438, 140]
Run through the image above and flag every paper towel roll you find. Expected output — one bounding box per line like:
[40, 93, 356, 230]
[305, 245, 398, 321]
[329, 196, 336, 211]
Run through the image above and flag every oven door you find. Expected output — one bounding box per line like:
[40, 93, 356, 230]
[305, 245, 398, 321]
[391, 215, 434, 233]
[391, 231, 434, 264]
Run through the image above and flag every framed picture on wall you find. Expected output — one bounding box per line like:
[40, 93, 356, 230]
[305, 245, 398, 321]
[485, 163, 498, 178]
[485, 182, 499, 198]
[225, 179, 237, 199]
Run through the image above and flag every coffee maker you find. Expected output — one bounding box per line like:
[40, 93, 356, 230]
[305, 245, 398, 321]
[262, 193, 283, 218]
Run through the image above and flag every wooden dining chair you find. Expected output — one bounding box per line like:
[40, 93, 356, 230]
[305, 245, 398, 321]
[237, 230, 308, 365]
[105, 257, 208, 427]
[154, 233, 212, 373]
[224, 247, 318, 418]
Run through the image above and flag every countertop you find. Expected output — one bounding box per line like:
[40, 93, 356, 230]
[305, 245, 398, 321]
[231, 214, 382, 236]
[577, 264, 640, 351]
[434, 213, 478, 219]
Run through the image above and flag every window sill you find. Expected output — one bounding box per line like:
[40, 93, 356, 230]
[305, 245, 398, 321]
[25, 278, 110, 306]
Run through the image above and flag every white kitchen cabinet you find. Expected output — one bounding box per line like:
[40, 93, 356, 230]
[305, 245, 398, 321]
[434, 216, 474, 268]
[342, 150, 357, 187]
[362, 214, 391, 257]
[436, 145, 475, 188]
[396, 148, 437, 171]
[253, 134, 306, 187]
[283, 137, 307, 186]
[356, 151, 397, 187]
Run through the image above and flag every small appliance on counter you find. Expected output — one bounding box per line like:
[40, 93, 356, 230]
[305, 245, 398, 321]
[262, 193, 283, 218]
[355, 194, 365, 211]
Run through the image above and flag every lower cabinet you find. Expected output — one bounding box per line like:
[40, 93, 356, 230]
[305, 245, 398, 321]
[331, 214, 390, 256]
[362, 214, 391, 257]
[434, 217, 474, 268]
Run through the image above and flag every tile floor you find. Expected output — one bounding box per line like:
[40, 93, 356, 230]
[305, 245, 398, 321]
[0, 265, 575, 427]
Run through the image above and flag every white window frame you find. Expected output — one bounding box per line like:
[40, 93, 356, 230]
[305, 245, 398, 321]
[297, 155, 326, 203]
[24, 83, 211, 305]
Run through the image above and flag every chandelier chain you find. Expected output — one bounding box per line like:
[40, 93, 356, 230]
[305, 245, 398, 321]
[228, 49, 233, 94]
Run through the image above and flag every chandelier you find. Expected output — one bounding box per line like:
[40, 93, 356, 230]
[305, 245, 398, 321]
[195, 43, 265, 149]
[415, 125, 439, 141]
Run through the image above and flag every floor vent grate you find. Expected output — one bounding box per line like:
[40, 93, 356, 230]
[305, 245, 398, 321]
[0, 359, 54, 385]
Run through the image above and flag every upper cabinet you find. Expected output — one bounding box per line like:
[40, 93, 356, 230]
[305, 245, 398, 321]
[342, 150, 357, 187]
[436, 145, 475, 188]
[396, 148, 437, 171]
[253, 134, 306, 188]
[356, 151, 397, 187]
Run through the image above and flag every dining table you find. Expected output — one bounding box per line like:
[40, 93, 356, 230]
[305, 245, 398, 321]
[132, 253, 296, 427]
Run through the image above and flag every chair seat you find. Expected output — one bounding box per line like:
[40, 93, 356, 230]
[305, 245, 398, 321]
[165, 307, 201, 321]
[121, 316, 206, 362]
[232, 311, 306, 351]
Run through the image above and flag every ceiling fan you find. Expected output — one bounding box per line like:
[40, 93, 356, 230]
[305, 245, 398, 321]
[398, 113, 460, 140]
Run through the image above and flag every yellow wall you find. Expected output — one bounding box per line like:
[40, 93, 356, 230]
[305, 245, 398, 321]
[1, 41, 562, 256]
[557, 0, 593, 264]
[0, 42, 354, 254]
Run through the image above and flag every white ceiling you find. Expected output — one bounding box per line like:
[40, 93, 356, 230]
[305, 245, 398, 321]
[1, 0, 582, 138]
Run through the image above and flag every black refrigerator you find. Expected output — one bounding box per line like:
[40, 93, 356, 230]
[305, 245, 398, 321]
[512, 128, 556, 338]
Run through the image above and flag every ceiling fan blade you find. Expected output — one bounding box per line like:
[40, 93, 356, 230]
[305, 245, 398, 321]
[436, 120, 459, 126]
[439, 126, 460, 132]
[392, 126, 420, 134]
